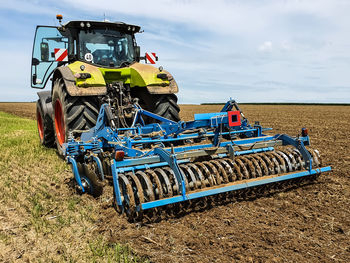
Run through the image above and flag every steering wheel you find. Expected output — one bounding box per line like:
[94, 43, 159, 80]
[119, 61, 130, 68]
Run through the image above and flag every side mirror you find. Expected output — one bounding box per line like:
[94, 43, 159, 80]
[135, 46, 140, 60]
[40, 42, 49, 61]
[32, 58, 40, 66]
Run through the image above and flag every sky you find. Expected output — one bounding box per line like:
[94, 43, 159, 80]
[0, 0, 350, 103]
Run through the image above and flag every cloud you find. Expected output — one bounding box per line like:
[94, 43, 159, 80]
[258, 41, 273, 52]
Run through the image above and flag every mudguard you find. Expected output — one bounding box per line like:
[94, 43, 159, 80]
[52, 66, 107, 96]
[129, 63, 178, 94]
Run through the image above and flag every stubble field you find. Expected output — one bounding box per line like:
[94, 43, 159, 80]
[0, 102, 349, 262]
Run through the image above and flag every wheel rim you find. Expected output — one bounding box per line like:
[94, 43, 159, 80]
[54, 99, 65, 145]
[36, 109, 44, 141]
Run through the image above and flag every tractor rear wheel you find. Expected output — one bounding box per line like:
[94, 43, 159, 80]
[153, 94, 180, 122]
[135, 89, 180, 122]
[36, 100, 55, 147]
[52, 78, 100, 155]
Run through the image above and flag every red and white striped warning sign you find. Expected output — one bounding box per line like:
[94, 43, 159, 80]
[145, 52, 157, 64]
[54, 48, 68, 62]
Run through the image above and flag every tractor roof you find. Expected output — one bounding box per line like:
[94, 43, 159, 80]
[63, 20, 141, 33]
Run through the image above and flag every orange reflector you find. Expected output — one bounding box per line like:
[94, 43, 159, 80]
[302, 128, 308, 137]
[115, 151, 125, 161]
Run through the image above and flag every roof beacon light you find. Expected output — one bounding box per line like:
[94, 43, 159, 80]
[56, 14, 63, 25]
[56, 14, 63, 21]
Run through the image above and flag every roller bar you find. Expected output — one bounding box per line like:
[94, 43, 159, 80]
[140, 166, 332, 210]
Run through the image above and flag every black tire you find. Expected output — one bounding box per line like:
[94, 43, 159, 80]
[82, 163, 103, 197]
[153, 94, 180, 122]
[76, 163, 103, 197]
[36, 100, 55, 147]
[52, 78, 100, 155]
[134, 89, 180, 122]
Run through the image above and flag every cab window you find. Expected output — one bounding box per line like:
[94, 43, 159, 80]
[31, 26, 68, 89]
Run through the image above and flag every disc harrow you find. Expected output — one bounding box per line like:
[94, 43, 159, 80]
[64, 99, 331, 220]
[116, 148, 322, 218]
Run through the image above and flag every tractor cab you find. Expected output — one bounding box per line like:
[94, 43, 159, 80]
[31, 18, 141, 89]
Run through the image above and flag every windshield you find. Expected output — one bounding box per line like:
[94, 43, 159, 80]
[78, 29, 135, 67]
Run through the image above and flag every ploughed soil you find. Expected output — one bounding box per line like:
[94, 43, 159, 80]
[0, 102, 349, 262]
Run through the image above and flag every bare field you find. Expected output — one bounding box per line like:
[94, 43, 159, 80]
[0, 102, 349, 262]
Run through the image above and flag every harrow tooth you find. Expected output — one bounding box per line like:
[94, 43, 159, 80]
[291, 148, 304, 165]
[287, 148, 303, 170]
[253, 155, 269, 176]
[309, 148, 321, 167]
[265, 152, 281, 174]
[210, 160, 229, 183]
[281, 149, 298, 171]
[118, 174, 136, 216]
[154, 168, 173, 197]
[203, 161, 222, 185]
[271, 151, 287, 173]
[187, 163, 206, 188]
[258, 153, 275, 174]
[145, 169, 163, 200]
[128, 172, 145, 205]
[276, 151, 293, 172]
[162, 167, 180, 194]
[313, 149, 321, 162]
[224, 158, 243, 180]
[180, 164, 199, 190]
[216, 159, 234, 182]
[196, 162, 215, 186]
[246, 155, 263, 177]
[135, 171, 155, 202]
[235, 158, 250, 179]
[239, 156, 256, 178]
[180, 165, 197, 190]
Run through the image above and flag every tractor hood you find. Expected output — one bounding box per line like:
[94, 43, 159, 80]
[98, 62, 178, 94]
[67, 61, 178, 95]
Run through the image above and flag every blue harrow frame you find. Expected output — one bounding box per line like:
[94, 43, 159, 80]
[64, 99, 331, 214]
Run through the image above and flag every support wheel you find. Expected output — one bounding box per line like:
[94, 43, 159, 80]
[52, 78, 100, 155]
[36, 100, 55, 147]
[81, 163, 103, 197]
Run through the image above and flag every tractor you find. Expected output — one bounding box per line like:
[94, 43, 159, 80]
[31, 15, 180, 154]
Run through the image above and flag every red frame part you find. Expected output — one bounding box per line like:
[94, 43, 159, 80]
[228, 111, 241, 127]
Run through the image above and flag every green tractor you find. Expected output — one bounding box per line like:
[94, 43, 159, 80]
[31, 15, 180, 154]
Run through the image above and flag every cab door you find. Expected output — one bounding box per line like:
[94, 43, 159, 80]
[31, 26, 68, 89]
